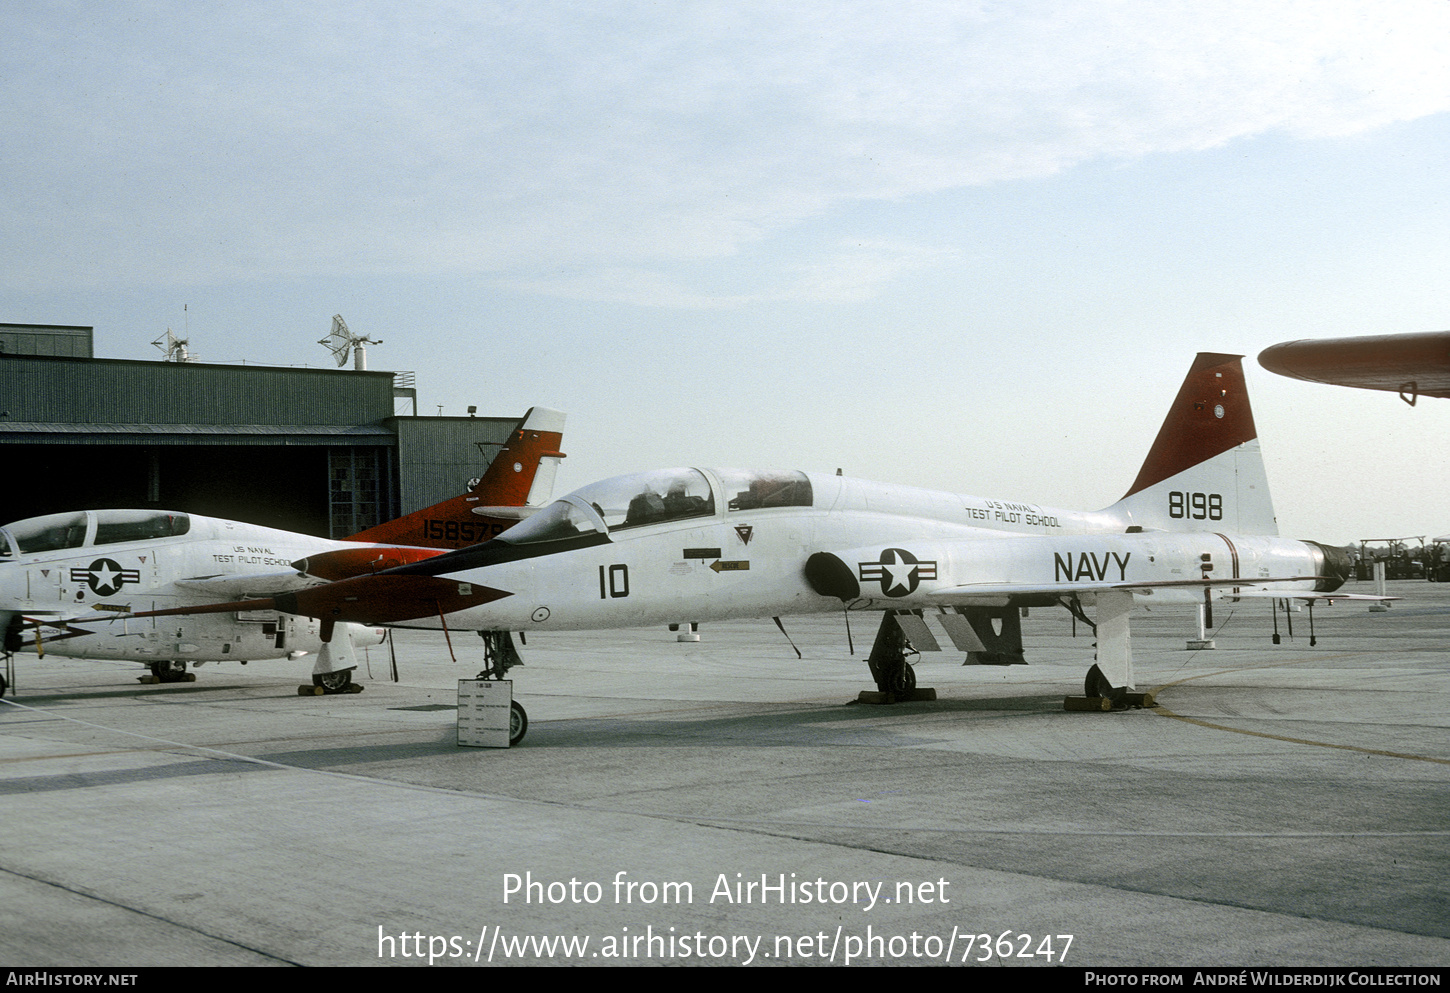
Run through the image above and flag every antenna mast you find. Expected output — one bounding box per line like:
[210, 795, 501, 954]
[150, 329, 195, 362]
[318, 314, 382, 371]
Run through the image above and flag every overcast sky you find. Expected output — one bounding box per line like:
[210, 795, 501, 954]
[4, 1, 1448, 543]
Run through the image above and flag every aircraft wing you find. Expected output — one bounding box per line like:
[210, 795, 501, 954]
[173, 571, 318, 598]
[923, 576, 1330, 607]
[1214, 590, 1397, 603]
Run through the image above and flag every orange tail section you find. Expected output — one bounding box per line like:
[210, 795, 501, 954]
[344, 407, 566, 549]
[1106, 354, 1278, 535]
[1120, 353, 1258, 498]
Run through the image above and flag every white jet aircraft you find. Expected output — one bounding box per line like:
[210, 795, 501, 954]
[0, 408, 566, 697]
[113, 355, 1371, 719]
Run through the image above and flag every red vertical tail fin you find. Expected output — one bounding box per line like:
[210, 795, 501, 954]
[1107, 355, 1278, 535]
[344, 408, 566, 549]
[462, 406, 567, 508]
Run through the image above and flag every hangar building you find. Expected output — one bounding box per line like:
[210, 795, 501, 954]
[0, 323, 517, 537]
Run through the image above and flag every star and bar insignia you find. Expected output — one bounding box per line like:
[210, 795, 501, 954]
[858, 547, 937, 597]
[69, 558, 141, 597]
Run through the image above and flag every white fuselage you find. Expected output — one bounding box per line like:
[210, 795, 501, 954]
[0, 510, 383, 664]
[382, 470, 1326, 634]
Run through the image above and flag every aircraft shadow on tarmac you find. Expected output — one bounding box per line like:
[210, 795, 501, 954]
[244, 694, 1071, 767]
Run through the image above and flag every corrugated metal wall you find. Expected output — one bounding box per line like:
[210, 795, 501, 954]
[1, 354, 399, 534]
[0, 324, 93, 357]
[1, 354, 394, 425]
[0, 353, 523, 537]
[392, 416, 516, 510]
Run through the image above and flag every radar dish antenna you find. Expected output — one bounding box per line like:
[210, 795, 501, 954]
[318, 314, 382, 370]
[150, 329, 194, 363]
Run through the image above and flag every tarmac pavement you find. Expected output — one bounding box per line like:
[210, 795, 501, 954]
[1, 580, 1446, 967]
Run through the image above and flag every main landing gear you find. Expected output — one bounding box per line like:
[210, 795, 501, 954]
[140, 660, 195, 684]
[305, 668, 363, 695]
[1063, 663, 1155, 712]
[855, 604, 1035, 703]
[860, 612, 931, 703]
[302, 622, 366, 695]
[854, 603, 1152, 712]
[1060, 595, 1153, 712]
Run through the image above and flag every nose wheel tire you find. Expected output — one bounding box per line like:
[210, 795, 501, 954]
[510, 700, 528, 746]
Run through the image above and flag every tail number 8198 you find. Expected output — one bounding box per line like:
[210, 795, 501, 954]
[1168, 491, 1222, 520]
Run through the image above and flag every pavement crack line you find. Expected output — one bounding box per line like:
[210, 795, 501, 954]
[0, 863, 303, 966]
[1147, 657, 1450, 765]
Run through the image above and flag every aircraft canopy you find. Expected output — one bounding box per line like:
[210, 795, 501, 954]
[498, 468, 814, 546]
[0, 510, 191, 558]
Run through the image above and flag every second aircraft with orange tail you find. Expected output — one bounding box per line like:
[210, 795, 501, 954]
[0, 408, 566, 694]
